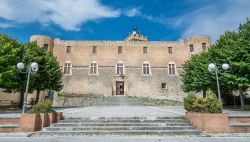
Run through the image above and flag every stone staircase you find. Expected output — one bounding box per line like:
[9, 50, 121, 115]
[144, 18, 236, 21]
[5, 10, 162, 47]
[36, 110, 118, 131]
[33, 116, 201, 136]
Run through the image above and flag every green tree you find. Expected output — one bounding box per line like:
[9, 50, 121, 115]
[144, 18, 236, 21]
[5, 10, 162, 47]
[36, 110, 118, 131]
[0, 34, 26, 108]
[0, 35, 63, 107]
[181, 19, 250, 109]
[23, 42, 63, 103]
[181, 51, 212, 97]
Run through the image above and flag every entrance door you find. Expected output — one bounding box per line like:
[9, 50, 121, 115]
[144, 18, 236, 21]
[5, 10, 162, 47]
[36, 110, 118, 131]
[116, 81, 124, 95]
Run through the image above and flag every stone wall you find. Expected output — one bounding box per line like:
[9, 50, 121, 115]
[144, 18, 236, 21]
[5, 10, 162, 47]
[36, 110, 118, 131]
[30, 35, 211, 101]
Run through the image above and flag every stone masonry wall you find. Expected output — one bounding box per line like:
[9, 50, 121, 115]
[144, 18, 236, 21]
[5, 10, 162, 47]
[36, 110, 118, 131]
[30, 35, 211, 101]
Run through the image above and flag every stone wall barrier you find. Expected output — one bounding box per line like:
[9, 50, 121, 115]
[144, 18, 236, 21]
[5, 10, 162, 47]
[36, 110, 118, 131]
[186, 112, 230, 132]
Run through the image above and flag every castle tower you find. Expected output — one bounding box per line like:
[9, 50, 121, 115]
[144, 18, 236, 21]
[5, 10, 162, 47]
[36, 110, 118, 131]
[30, 35, 54, 52]
[125, 27, 148, 42]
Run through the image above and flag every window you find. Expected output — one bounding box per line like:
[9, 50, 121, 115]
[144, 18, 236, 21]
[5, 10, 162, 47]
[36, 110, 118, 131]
[92, 46, 97, 54]
[142, 62, 151, 75]
[161, 83, 167, 89]
[202, 43, 206, 50]
[168, 47, 173, 54]
[43, 44, 48, 51]
[116, 62, 124, 75]
[66, 46, 71, 53]
[143, 47, 147, 54]
[89, 62, 98, 75]
[118, 46, 122, 54]
[189, 44, 194, 52]
[168, 63, 176, 75]
[63, 62, 72, 75]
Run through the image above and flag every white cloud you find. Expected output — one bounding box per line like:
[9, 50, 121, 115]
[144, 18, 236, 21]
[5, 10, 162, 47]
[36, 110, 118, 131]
[141, 0, 250, 42]
[175, 0, 250, 42]
[124, 8, 141, 17]
[0, 0, 121, 31]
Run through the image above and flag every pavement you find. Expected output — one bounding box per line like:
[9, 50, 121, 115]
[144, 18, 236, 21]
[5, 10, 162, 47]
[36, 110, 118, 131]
[1, 96, 250, 141]
[58, 106, 185, 118]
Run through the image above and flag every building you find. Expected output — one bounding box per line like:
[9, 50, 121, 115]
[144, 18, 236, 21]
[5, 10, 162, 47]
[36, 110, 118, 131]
[30, 28, 211, 100]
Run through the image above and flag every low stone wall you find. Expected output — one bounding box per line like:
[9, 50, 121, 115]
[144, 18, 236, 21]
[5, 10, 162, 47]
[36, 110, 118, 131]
[186, 112, 250, 133]
[53, 95, 104, 107]
[186, 112, 230, 132]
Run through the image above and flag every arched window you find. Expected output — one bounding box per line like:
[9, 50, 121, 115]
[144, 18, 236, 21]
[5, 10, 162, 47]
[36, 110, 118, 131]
[63, 61, 72, 75]
[142, 61, 151, 75]
[89, 61, 98, 75]
[168, 62, 176, 75]
[116, 61, 124, 75]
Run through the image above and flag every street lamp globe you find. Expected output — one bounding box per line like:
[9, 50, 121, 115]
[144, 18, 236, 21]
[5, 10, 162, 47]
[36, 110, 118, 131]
[222, 63, 229, 71]
[17, 62, 24, 70]
[31, 62, 39, 72]
[208, 63, 216, 72]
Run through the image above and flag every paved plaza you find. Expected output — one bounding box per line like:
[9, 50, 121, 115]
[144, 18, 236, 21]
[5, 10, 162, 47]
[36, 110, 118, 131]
[1, 96, 250, 141]
[59, 106, 185, 118]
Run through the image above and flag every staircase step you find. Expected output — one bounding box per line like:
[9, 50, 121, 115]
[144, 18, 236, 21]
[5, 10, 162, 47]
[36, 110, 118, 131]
[53, 122, 192, 127]
[34, 130, 201, 136]
[44, 126, 195, 131]
[64, 116, 185, 120]
[60, 119, 186, 123]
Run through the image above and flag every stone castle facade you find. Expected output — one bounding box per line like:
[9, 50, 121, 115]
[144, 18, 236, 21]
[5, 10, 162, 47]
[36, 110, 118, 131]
[30, 28, 210, 100]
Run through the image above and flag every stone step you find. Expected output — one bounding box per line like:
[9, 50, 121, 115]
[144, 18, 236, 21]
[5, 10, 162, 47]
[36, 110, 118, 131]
[34, 130, 201, 136]
[53, 122, 192, 127]
[44, 126, 195, 131]
[0, 124, 20, 133]
[64, 116, 185, 120]
[60, 119, 186, 123]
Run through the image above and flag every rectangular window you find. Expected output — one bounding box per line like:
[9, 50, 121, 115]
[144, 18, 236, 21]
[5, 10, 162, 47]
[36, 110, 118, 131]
[143, 47, 147, 54]
[168, 47, 173, 54]
[43, 44, 48, 51]
[189, 44, 194, 52]
[90, 63, 97, 74]
[66, 46, 71, 53]
[92, 46, 97, 54]
[202, 43, 206, 50]
[169, 64, 176, 75]
[116, 63, 124, 75]
[63, 63, 71, 74]
[161, 83, 166, 89]
[118, 46, 122, 54]
[143, 64, 150, 75]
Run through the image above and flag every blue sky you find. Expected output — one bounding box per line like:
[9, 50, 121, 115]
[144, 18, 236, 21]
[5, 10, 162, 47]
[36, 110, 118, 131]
[0, 0, 249, 43]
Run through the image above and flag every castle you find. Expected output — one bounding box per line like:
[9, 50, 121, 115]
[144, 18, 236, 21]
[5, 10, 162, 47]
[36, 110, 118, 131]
[30, 28, 211, 100]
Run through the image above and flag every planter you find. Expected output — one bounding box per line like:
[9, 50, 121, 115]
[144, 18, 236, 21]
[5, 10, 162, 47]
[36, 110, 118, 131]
[186, 112, 230, 132]
[55, 112, 63, 123]
[40, 113, 49, 127]
[20, 113, 42, 132]
[48, 113, 55, 125]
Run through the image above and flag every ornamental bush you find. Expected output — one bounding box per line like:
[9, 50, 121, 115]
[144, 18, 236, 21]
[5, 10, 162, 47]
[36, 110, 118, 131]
[184, 90, 222, 113]
[203, 90, 223, 113]
[30, 99, 54, 113]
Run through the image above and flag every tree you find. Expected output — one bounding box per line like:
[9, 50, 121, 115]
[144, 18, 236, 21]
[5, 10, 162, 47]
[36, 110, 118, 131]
[0, 35, 63, 107]
[181, 19, 250, 109]
[22, 42, 63, 104]
[181, 51, 213, 97]
[0, 34, 26, 108]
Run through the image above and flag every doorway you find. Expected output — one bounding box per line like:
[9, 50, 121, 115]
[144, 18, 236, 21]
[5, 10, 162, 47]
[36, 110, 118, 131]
[116, 81, 124, 95]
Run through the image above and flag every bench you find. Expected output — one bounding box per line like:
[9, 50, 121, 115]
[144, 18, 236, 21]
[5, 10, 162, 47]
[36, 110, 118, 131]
[0, 100, 19, 109]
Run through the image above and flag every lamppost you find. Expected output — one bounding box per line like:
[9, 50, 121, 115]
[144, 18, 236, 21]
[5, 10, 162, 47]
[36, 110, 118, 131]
[17, 62, 39, 114]
[208, 63, 229, 101]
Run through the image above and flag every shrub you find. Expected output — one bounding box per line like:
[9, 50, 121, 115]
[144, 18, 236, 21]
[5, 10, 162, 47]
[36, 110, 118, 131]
[184, 90, 222, 113]
[203, 90, 223, 113]
[30, 99, 54, 113]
